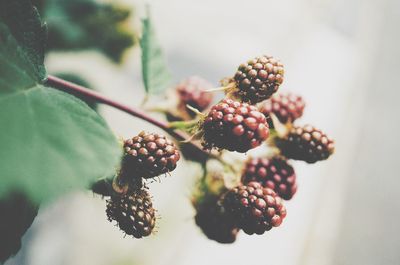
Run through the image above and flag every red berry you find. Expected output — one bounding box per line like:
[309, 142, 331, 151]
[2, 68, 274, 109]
[222, 182, 287, 235]
[202, 99, 269, 153]
[176, 76, 214, 114]
[122, 132, 180, 179]
[194, 196, 239, 244]
[260, 92, 305, 124]
[276, 125, 335, 163]
[106, 189, 156, 238]
[233, 55, 284, 104]
[242, 157, 297, 200]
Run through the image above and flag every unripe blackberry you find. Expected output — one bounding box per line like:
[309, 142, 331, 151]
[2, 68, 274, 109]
[233, 55, 284, 104]
[242, 157, 297, 200]
[276, 125, 335, 163]
[260, 93, 305, 124]
[222, 182, 286, 235]
[122, 132, 180, 179]
[195, 196, 239, 244]
[202, 99, 269, 153]
[176, 76, 214, 114]
[106, 189, 156, 238]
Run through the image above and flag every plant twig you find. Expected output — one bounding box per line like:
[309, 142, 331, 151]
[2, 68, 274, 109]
[46, 75, 186, 139]
[45, 75, 214, 162]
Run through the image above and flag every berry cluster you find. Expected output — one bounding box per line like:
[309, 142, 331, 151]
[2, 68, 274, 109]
[93, 55, 335, 244]
[201, 98, 269, 153]
[185, 55, 335, 243]
[232, 55, 284, 104]
[260, 92, 305, 125]
[121, 131, 180, 179]
[176, 76, 214, 114]
[194, 196, 239, 243]
[106, 189, 156, 238]
[242, 157, 297, 200]
[276, 125, 335, 163]
[222, 182, 286, 235]
[102, 132, 181, 239]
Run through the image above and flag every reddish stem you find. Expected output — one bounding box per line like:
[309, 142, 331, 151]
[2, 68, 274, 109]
[46, 75, 187, 140]
[45, 75, 212, 163]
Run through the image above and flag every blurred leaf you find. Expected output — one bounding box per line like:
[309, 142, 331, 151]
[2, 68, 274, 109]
[0, 0, 47, 81]
[140, 8, 171, 95]
[0, 1, 122, 203]
[40, 0, 136, 63]
[0, 192, 39, 264]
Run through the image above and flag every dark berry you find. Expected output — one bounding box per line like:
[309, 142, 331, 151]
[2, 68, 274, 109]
[242, 157, 297, 200]
[202, 99, 269, 153]
[176, 76, 214, 115]
[233, 55, 284, 104]
[106, 189, 156, 238]
[122, 132, 180, 179]
[276, 125, 335, 163]
[195, 196, 239, 244]
[260, 92, 305, 124]
[222, 182, 286, 235]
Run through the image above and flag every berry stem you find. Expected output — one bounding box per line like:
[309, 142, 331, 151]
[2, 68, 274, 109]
[204, 83, 235, 93]
[204, 86, 227, 93]
[46, 75, 187, 141]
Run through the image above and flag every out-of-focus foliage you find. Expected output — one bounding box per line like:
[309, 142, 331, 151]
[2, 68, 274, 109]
[0, 0, 47, 81]
[33, 0, 136, 63]
[0, 192, 39, 264]
[0, 0, 122, 203]
[140, 8, 171, 95]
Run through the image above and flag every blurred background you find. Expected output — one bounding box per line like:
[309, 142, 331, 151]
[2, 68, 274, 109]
[5, 0, 400, 264]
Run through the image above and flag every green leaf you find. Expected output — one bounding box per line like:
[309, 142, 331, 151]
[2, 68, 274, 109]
[0, 85, 121, 203]
[0, 0, 47, 82]
[0, 1, 121, 203]
[140, 7, 171, 95]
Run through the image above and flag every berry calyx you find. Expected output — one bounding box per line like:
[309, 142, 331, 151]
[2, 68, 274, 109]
[242, 157, 297, 200]
[276, 125, 335, 163]
[260, 92, 305, 124]
[106, 189, 156, 238]
[201, 99, 270, 153]
[232, 55, 284, 104]
[121, 132, 181, 179]
[176, 76, 214, 115]
[222, 182, 286, 235]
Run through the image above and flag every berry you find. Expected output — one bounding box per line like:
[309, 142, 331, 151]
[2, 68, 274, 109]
[260, 93, 305, 124]
[122, 132, 181, 179]
[242, 157, 297, 200]
[233, 55, 284, 104]
[202, 99, 270, 153]
[176, 76, 214, 115]
[222, 182, 286, 235]
[195, 196, 239, 244]
[106, 189, 156, 238]
[276, 125, 335, 163]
